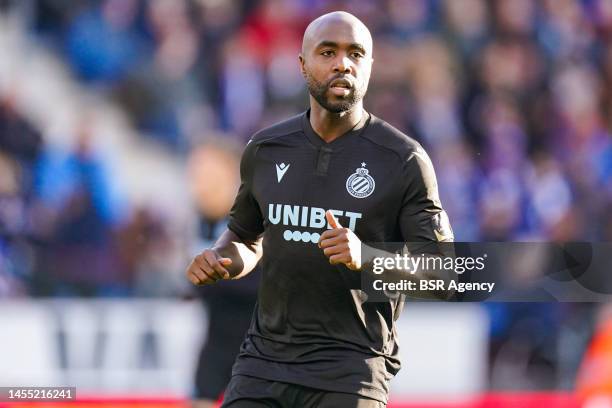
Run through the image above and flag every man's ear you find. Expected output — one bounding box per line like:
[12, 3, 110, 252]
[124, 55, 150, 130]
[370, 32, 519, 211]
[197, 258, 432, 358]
[298, 54, 307, 79]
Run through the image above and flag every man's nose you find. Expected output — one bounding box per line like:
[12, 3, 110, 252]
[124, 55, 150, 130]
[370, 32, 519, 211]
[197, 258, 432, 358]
[333, 56, 352, 74]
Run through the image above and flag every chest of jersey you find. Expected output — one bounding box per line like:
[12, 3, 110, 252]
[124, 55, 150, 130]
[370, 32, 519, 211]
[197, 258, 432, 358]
[251, 138, 405, 249]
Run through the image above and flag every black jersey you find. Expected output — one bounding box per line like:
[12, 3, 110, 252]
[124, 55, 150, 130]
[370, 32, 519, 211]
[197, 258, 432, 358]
[227, 110, 453, 403]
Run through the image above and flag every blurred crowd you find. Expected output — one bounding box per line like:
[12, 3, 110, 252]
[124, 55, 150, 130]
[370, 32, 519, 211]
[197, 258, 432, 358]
[0, 87, 183, 297]
[9, 0, 610, 242]
[1, 0, 612, 393]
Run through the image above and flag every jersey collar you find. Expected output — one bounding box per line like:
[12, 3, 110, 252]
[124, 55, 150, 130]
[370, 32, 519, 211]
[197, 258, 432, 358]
[301, 108, 371, 149]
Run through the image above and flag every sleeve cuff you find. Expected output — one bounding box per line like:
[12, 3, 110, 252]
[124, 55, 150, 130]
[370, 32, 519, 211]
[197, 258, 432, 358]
[228, 220, 262, 242]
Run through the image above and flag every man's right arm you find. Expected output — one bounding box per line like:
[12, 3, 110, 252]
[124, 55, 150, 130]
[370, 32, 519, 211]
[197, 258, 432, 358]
[186, 228, 263, 286]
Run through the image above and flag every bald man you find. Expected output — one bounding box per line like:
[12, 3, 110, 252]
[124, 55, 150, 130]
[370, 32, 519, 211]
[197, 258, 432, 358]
[186, 11, 453, 408]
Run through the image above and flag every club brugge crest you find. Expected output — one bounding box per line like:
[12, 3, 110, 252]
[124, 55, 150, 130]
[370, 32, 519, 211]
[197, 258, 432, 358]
[346, 163, 375, 198]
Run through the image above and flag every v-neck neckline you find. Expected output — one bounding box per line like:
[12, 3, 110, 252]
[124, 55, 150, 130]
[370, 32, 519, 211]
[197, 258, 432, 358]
[301, 109, 370, 150]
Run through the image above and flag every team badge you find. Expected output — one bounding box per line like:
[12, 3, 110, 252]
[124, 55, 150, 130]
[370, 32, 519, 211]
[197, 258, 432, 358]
[346, 163, 375, 198]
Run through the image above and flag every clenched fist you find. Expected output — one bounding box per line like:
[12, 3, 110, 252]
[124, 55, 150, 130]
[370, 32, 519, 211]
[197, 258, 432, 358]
[318, 210, 362, 271]
[186, 249, 232, 285]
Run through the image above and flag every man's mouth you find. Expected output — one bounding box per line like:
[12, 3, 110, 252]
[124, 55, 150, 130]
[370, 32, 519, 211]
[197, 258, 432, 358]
[329, 78, 353, 96]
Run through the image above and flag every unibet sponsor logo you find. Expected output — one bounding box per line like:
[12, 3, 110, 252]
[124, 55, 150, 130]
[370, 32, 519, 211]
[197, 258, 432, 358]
[268, 203, 362, 243]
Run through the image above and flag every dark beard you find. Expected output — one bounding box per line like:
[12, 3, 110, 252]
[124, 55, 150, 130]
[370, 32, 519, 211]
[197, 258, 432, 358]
[305, 73, 366, 113]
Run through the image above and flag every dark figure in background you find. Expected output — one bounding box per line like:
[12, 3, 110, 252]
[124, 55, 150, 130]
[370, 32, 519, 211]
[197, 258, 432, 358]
[0, 90, 43, 196]
[0, 90, 43, 295]
[187, 142, 260, 408]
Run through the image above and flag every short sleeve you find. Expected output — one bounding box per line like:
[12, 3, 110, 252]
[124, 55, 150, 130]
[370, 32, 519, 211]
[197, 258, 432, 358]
[227, 141, 265, 241]
[399, 147, 454, 246]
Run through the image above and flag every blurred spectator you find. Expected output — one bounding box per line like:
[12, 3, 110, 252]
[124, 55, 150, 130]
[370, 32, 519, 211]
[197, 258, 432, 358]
[32, 121, 124, 296]
[187, 139, 260, 407]
[0, 89, 43, 192]
[0, 151, 29, 297]
[487, 302, 562, 390]
[493, 0, 536, 38]
[66, 0, 148, 83]
[441, 0, 489, 58]
[219, 32, 266, 137]
[0, 90, 43, 297]
[120, 206, 185, 297]
[525, 152, 574, 239]
[384, 0, 434, 41]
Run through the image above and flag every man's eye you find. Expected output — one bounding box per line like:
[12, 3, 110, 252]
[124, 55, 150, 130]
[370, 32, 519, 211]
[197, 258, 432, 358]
[321, 50, 334, 57]
[352, 52, 364, 58]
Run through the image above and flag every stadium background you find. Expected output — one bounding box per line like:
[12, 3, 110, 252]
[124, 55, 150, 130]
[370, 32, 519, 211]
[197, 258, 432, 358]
[0, 0, 611, 406]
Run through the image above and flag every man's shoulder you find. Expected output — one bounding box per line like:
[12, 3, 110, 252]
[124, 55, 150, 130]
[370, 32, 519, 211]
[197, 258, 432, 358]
[363, 114, 425, 161]
[248, 112, 305, 145]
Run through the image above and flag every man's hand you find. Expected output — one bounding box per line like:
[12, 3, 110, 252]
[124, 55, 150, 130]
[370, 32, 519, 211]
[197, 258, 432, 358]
[318, 210, 362, 270]
[186, 249, 233, 285]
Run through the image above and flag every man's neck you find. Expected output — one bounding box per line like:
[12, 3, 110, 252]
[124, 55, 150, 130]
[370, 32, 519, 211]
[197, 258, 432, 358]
[309, 98, 364, 143]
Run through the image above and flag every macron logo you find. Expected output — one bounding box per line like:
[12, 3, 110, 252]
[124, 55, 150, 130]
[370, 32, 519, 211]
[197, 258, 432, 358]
[276, 163, 290, 183]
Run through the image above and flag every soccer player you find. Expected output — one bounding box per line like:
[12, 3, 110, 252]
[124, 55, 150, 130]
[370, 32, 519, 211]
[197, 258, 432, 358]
[186, 11, 453, 408]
